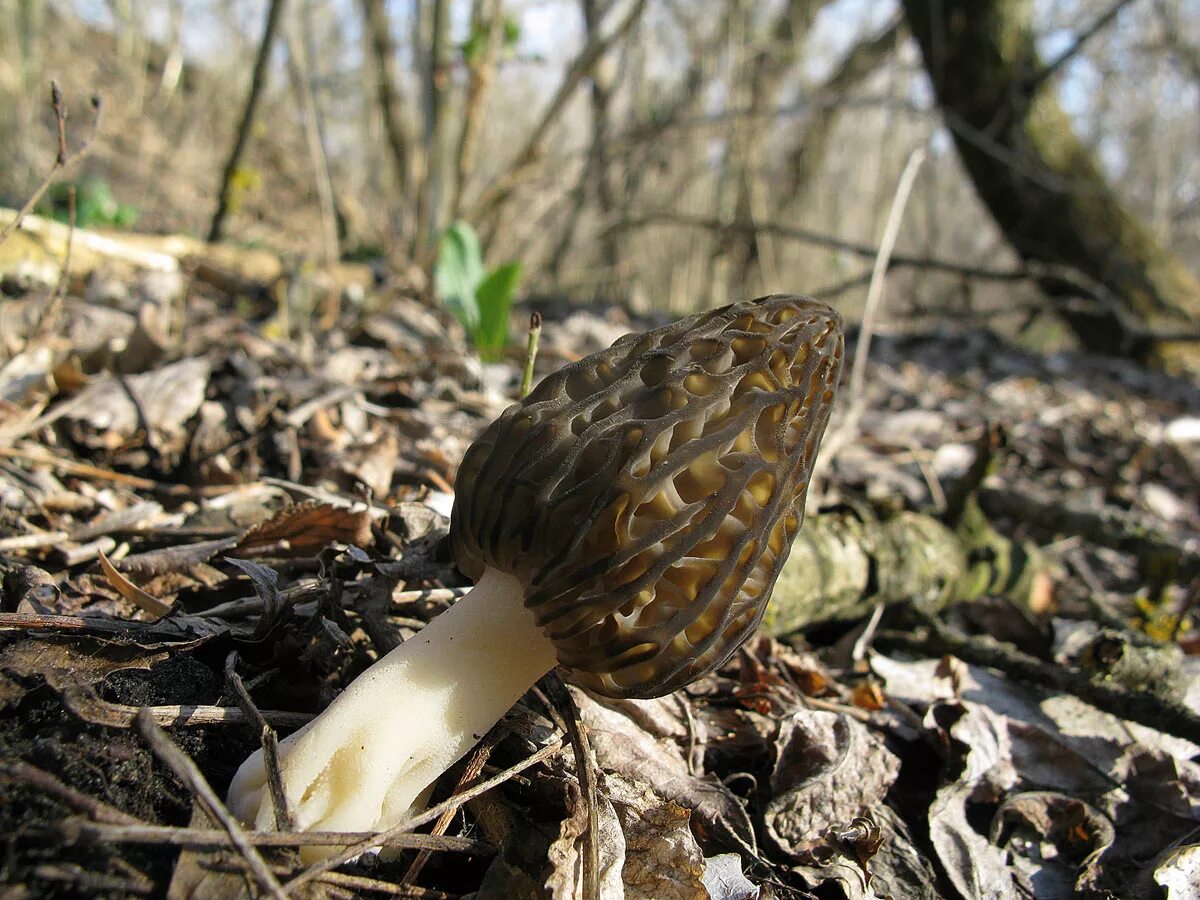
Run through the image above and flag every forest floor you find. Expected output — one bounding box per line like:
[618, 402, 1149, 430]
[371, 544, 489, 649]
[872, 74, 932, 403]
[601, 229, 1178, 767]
[0, 213, 1199, 899]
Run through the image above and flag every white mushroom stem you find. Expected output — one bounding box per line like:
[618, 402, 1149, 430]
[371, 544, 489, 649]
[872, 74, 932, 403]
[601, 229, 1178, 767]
[226, 567, 557, 844]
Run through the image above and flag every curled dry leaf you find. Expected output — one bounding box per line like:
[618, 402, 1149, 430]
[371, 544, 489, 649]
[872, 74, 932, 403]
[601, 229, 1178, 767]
[924, 701, 1021, 900]
[98, 551, 172, 618]
[989, 791, 1116, 897]
[1154, 843, 1200, 900]
[546, 772, 708, 900]
[763, 710, 899, 861]
[574, 687, 757, 856]
[229, 500, 373, 558]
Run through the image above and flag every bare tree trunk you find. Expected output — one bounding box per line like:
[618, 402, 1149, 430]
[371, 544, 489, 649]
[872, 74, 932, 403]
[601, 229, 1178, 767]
[620, 2, 731, 311]
[0, 0, 46, 178]
[471, 0, 649, 242]
[285, 17, 340, 328]
[208, 0, 289, 244]
[773, 17, 903, 218]
[547, 0, 620, 288]
[358, 0, 418, 246]
[451, 0, 506, 221]
[722, 0, 824, 295]
[903, 0, 1200, 372]
[417, 0, 452, 256]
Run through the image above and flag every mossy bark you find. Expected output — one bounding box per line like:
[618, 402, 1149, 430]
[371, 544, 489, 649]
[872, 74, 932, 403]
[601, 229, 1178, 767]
[902, 0, 1200, 374]
[763, 503, 1040, 636]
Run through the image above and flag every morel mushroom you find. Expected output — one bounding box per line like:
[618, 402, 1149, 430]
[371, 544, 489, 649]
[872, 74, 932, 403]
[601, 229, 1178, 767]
[228, 294, 844, 842]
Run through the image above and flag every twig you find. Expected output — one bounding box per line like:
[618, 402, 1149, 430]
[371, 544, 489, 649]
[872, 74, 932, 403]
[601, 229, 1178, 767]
[878, 611, 1200, 746]
[402, 731, 501, 886]
[208, 0, 290, 243]
[1026, 0, 1138, 95]
[57, 819, 492, 854]
[821, 147, 925, 466]
[21, 184, 76, 351]
[0, 83, 103, 248]
[544, 674, 600, 900]
[0, 445, 176, 492]
[849, 147, 925, 404]
[0, 610, 220, 641]
[605, 211, 1035, 284]
[0, 760, 141, 825]
[61, 683, 312, 730]
[0, 529, 71, 553]
[520, 311, 542, 398]
[284, 738, 565, 891]
[133, 708, 288, 899]
[225, 652, 294, 832]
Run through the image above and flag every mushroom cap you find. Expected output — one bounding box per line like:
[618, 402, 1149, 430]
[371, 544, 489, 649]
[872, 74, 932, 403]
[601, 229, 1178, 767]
[451, 295, 844, 698]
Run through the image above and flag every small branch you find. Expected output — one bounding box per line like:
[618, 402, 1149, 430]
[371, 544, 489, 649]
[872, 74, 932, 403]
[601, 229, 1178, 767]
[225, 652, 294, 832]
[605, 211, 1028, 281]
[284, 738, 564, 891]
[0, 84, 103, 248]
[878, 611, 1200, 747]
[0, 760, 141, 826]
[544, 674, 600, 900]
[849, 148, 926, 405]
[56, 819, 492, 854]
[402, 731, 501, 886]
[134, 708, 288, 900]
[822, 147, 925, 464]
[61, 683, 313, 731]
[1026, 0, 1138, 95]
[469, 0, 649, 229]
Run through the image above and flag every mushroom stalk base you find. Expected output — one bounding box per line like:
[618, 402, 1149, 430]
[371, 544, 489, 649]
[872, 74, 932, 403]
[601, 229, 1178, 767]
[226, 568, 556, 847]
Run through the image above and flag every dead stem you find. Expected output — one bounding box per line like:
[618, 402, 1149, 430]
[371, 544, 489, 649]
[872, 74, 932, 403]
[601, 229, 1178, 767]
[134, 708, 288, 899]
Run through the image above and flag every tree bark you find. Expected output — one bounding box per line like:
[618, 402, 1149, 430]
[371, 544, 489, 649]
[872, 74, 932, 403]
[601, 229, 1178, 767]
[358, 0, 418, 228]
[773, 17, 903, 218]
[451, 0, 506, 221]
[418, 0, 452, 255]
[764, 504, 1042, 635]
[902, 0, 1200, 373]
[547, 0, 621, 288]
[207, 0, 288, 244]
[722, 0, 824, 295]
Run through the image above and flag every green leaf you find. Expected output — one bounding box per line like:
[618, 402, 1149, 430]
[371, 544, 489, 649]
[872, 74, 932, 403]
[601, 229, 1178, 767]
[474, 261, 522, 360]
[434, 221, 485, 333]
[461, 23, 486, 63]
[502, 15, 521, 48]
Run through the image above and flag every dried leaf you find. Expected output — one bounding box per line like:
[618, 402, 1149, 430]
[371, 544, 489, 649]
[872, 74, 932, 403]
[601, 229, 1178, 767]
[69, 357, 211, 444]
[575, 689, 757, 856]
[763, 711, 899, 861]
[851, 679, 886, 711]
[545, 781, 625, 900]
[990, 792, 1116, 897]
[546, 773, 708, 900]
[1154, 843, 1200, 899]
[701, 854, 758, 900]
[230, 500, 372, 558]
[0, 636, 168, 693]
[98, 550, 173, 618]
[924, 701, 1021, 900]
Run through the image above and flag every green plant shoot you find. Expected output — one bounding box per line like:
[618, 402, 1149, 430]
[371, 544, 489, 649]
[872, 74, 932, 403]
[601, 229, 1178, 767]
[435, 221, 523, 361]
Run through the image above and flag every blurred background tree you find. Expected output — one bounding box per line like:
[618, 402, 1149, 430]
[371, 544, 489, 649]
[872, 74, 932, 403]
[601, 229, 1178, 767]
[1, 0, 1195, 369]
